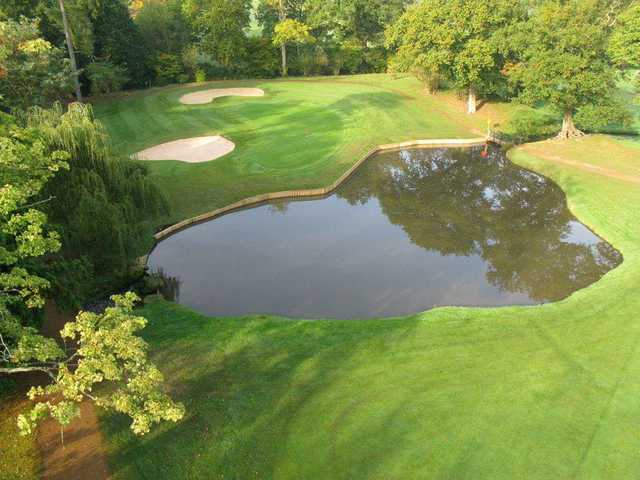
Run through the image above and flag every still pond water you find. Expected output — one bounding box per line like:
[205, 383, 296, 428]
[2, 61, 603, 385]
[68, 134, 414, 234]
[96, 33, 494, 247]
[149, 146, 621, 319]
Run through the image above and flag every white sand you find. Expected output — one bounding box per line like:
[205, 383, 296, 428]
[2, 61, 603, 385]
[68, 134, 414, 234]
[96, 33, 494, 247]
[179, 87, 265, 105]
[134, 136, 235, 163]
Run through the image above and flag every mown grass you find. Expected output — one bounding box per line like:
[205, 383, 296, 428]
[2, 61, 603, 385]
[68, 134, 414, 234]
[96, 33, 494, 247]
[93, 74, 496, 224]
[96, 74, 640, 478]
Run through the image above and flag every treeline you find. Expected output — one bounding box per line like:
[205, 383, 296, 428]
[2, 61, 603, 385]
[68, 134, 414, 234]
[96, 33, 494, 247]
[0, 0, 412, 98]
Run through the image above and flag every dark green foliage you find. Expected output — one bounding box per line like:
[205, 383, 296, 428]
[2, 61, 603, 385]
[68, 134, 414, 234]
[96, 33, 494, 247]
[25, 104, 168, 288]
[87, 61, 129, 95]
[135, 0, 190, 56]
[91, 0, 152, 88]
[153, 53, 186, 85]
[244, 36, 281, 77]
[505, 109, 560, 143]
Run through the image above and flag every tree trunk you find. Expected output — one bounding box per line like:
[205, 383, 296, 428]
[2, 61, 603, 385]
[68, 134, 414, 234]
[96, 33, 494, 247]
[467, 86, 477, 114]
[557, 111, 585, 139]
[58, 0, 82, 102]
[281, 44, 288, 77]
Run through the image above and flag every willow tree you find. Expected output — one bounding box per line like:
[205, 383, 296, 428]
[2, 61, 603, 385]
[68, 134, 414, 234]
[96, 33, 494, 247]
[25, 103, 168, 284]
[508, 0, 622, 139]
[385, 0, 524, 113]
[0, 115, 183, 436]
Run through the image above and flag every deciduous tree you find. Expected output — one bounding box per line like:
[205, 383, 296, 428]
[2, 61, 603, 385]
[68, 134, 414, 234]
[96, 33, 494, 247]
[385, 0, 524, 113]
[273, 19, 315, 76]
[508, 0, 625, 138]
[0, 18, 73, 111]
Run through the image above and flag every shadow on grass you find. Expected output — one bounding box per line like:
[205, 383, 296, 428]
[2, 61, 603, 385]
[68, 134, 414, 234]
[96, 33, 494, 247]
[100, 300, 424, 479]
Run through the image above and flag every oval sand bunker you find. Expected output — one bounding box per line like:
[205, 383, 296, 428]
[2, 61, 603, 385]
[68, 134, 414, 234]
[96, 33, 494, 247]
[134, 136, 235, 163]
[179, 87, 265, 105]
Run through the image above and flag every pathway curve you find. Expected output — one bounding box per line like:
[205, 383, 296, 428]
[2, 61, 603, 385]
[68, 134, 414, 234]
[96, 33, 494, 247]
[37, 302, 110, 480]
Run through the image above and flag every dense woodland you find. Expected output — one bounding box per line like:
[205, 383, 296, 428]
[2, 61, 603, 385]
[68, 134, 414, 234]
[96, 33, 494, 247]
[0, 0, 639, 439]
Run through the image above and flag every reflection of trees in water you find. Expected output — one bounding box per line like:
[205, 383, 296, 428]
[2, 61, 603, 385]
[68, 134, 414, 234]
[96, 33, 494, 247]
[338, 146, 622, 302]
[268, 201, 290, 215]
[153, 268, 181, 302]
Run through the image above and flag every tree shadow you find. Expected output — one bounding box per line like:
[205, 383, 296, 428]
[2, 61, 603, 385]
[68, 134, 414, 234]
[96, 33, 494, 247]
[100, 301, 425, 479]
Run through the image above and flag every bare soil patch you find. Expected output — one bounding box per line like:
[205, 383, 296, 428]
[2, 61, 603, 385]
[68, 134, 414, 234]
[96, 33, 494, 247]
[35, 303, 111, 480]
[134, 136, 235, 163]
[179, 87, 264, 105]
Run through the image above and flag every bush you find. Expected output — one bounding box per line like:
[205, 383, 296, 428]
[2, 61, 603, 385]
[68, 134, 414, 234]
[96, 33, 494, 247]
[154, 53, 184, 86]
[575, 100, 633, 134]
[504, 109, 559, 143]
[195, 69, 207, 83]
[243, 37, 280, 78]
[87, 61, 129, 95]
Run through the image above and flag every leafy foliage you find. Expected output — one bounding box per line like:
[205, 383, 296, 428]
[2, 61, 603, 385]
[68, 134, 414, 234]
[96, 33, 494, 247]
[609, 2, 640, 68]
[0, 112, 183, 437]
[507, 0, 627, 137]
[385, 0, 524, 108]
[0, 18, 73, 111]
[16, 293, 185, 436]
[25, 103, 168, 285]
[87, 61, 129, 95]
[184, 0, 252, 71]
[273, 18, 314, 47]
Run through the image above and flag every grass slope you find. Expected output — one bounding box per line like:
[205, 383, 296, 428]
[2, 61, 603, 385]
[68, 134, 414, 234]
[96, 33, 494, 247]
[0, 393, 39, 480]
[93, 75, 497, 224]
[99, 131, 640, 479]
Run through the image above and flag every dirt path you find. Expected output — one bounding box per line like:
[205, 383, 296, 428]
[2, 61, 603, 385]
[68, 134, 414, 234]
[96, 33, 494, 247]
[36, 303, 111, 480]
[520, 144, 640, 184]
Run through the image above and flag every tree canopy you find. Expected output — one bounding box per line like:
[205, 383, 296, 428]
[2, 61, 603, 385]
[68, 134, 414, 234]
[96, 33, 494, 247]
[0, 18, 73, 111]
[385, 0, 525, 113]
[507, 0, 625, 138]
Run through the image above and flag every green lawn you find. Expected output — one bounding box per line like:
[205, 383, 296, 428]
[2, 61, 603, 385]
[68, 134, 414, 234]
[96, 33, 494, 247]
[0, 392, 39, 480]
[93, 74, 491, 224]
[94, 75, 640, 478]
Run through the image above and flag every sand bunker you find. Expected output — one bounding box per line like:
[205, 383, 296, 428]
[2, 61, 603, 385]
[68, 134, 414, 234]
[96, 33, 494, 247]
[180, 87, 265, 105]
[134, 136, 235, 163]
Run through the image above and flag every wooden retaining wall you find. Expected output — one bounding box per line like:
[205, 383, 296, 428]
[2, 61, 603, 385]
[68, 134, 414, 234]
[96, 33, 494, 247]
[153, 137, 489, 242]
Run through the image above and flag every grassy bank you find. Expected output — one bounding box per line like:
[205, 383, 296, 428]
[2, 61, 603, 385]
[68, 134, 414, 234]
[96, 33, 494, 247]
[98, 134, 640, 479]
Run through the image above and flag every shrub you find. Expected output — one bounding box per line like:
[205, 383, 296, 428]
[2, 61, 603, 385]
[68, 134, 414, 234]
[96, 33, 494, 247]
[195, 69, 207, 83]
[504, 109, 559, 143]
[154, 53, 183, 86]
[87, 61, 129, 95]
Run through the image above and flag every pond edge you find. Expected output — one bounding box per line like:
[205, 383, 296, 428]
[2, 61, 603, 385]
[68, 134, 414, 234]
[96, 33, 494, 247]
[152, 137, 491, 242]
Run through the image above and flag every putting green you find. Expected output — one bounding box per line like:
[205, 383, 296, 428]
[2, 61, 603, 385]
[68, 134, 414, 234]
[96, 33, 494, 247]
[94, 76, 640, 479]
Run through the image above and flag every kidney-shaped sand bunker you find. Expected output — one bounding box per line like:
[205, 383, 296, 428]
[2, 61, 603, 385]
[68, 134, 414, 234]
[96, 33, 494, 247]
[134, 136, 235, 163]
[179, 87, 265, 105]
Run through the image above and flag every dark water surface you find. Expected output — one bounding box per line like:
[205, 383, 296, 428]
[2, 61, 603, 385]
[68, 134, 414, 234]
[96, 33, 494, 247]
[149, 146, 621, 319]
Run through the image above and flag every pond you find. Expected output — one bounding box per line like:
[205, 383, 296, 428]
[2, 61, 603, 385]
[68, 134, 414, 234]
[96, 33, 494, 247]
[148, 145, 622, 319]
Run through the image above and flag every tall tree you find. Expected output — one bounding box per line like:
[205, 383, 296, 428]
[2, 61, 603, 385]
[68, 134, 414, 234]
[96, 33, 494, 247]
[183, 0, 251, 71]
[262, 0, 310, 76]
[272, 18, 315, 76]
[91, 0, 152, 88]
[385, 0, 524, 113]
[57, 0, 82, 101]
[306, 0, 410, 46]
[508, 0, 624, 138]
